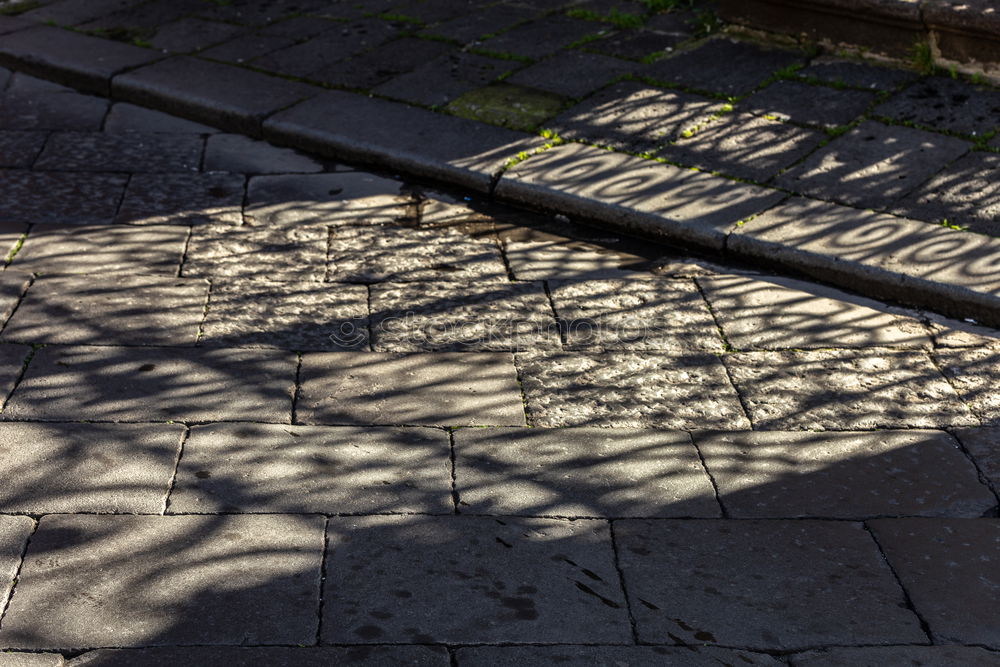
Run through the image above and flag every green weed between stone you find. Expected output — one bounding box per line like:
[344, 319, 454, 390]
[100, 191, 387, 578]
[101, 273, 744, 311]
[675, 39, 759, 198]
[445, 83, 566, 132]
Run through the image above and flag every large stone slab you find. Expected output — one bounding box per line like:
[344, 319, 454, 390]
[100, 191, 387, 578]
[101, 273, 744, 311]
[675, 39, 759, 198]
[695, 430, 995, 518]
[891, 151, 1000, 235]
[869, 518, 1000, 648]
[789, 645, 1000, 666]
[0, 272, 30, 324]
[11, 224, 189, 275]
[616, 519, 925, 649]
[5, 345, 295, 423]
[456, 646, 782, 666]
[0, 74, 108, 131]
[0, 515, 35, 617]
[874, 77, 1000, 137]
[0, 131, 47, 168]
[169, 423, 451, 513]
[116, 172, 244, 225]
[935, 347, 1000, 425]
[517, 351, 750, 429]
[0, 170, 127, 224]
[0, 422, 184, 513]
[951, 427, 1000, 493]
[245, 172, 407, 227]
[0, 344, 30, 404]
[297, 352, 525, 426]
[322, 515, 630, 643]
[453, 427, 719, 517]
[183, 225, 327, 281]
[0, 514, 325, 648]
[65, 647, 448, 666]
[725, 349, 977, 430]
[204, 134, 323, 174]
[33, 131, 203, 173]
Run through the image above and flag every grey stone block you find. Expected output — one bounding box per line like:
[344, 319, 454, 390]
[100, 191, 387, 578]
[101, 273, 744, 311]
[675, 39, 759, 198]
[373, 51, 515, 107]
[477, 15, 600, 59]
[421, 4, 538, 43]
[0, 653, 63, 667]
[34, 131, 203, 172]
[698, 274, 931, 349]
[370, 282, 559, 352]
[245, 172, 407, 227]
[951, 427, 1000, 493]
[183, 225, 327, 281]
[112, 56, 316, 135]
[12, 224, 189, 275]
[0, 74, 109, 131]
[548, 278, 723, 351]
[117, 172, 244, 225]
[0, 272, 30, 324]
[5, 345, 295, 423]
[503, 239, 653, 280]
[0, 344, 30, 403]
[170, 423, 451, 513]
[21, 0, 146, 27]
[198, 33, 297, 65]
[65, 647, 448, 667]
[250, 19, 400, 78]
[0, 515, 34, 614]
[935, 347, 1000, 425]
[874, 77, 1000, 137]
[616, 519, 926, 649]
[775, 121, 971, 209]
[585, 22, 693, 61]
[200, 280, 369, 350]
[3, 276, 208, 346]
[725, 349, 978, 430]
[0, 131, 47, 168]
[517, 351, 750, 428]
[508, 51, 633, 100]
[496, 142, 784, 251]
[790, 646, 1000, 667]
[696, 429, 995, 519]
[453, 427, 719, 517]
[204, 134, 323, 173]
[0, 514, 325, 648]
[148, 17, 247, 54]
[104, 102, 219, 133]
[743, 80, 876, 128]
[891, 151, 1000, 235]
[798, 58, 916, 91]
[869, 518, 1000, 647]
[0, 170, 127, 224]
[263, 90, 542, 193]
[0, 422, 184, 513]
[322, 515, 630, 643]
[297, 352, 525, 426]
[456, 646, 782, 666]
[311, 37, 454, 90]
[0, 25, 162, 94]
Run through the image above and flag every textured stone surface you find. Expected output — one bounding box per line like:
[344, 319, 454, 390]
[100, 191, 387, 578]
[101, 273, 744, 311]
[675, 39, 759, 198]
[616, 520, 925, 649]
[245, 172, 406, 226]
[726, 349, 977, 430]
[183, 225, 327, 281]
[250, 19, 400, 78]
[445, 82, 565, 133]
[0, 422, 184, 513]
[204, 134, 323, 173]
[744, 80, 876, 128]
[0, 74, 108, 131]
[0, 131, 47, 168]
[0, 170, 127, 224]
[870, 518, 1000, 648]
[169, 423, 451, 513]
[456, 646, 782, 666]
[374, 52, 516, 107]
[477, 15, 599, 59]
[699, 274, 931, 349]
[297, 352, 525, 426]
[0, 272, 30, 324]
[312, 38, 454, 90]
[5, 345, 295, 423]
[453, 427, 719, 517]
[935, 347, 1000, 425]
[322, 515, 630, 643]
[104, 102, 219, 133]
[790, 645, 1000, 666]
[951, 427, 1000, 492]
[0, 515, 34, 616]
[148, 17, 246, 54]
[503, 240, 653, 280]
[696, 430, 995, 518]
[507, 51, 633, 100]
[874, 77, 1000, 137]
[0, 344, 30, 404]
[116, 172, 244, 225]
[65, 647, 448, 666]
[798, 58, 916, 91]
[891, 151, 1000, 235]
[34, 132, 203, 173]
[0, 514, 324, 648]
[518, 351, 750, 428]
[370, 282, 558, 352]
[11, 224, 189, 275]
[0, 653, 63, 666]
[420, 3, 537, 43]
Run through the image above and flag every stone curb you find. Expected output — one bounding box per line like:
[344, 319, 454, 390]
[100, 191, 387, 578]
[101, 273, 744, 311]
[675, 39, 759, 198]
[3, 31, 1000, 326]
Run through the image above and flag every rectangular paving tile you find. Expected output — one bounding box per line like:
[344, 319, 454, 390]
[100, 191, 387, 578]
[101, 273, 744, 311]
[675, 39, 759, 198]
[0, 74, 108, 131]
[0, 514, 325, 649]
[33, 131, 203, 173]
[5, 345, 295, 423]
[2, 276, 208, 346]
[874, 77, 1000, 137]
[477, 15, 599, 59]
[66, 647, 449, 666]
[453, 427, 719, 518]
[698, 274, 931, 350]
[297, 352, 525, 426]
[322, 515, 631, 644]
[935, 347, 1000, 425]
[744, 80, 876, 129]
[548, 278, 723, 351]
[517, 351, 750, 429]
[507, 51, 633, 101]
[169, 423, 451, 513]
[183, 225, 327, 281]
[869, 518, 1000, 648]
[456, 646, 782, 666]
[0, 422, 184, 513]
[373, 51, 516, 107]
[245, 172, 408, 227]
[0, 170, 128, 224]
[116, 172, 245, 225]
[104, 101, 220, 133]
[0, 515, 34, 618]
[791, 646, 1000, 667]
[204, 134, 323, 174]
[0, 131, 47, 168]
[11, 224, 188, 275]
[695, 430, 995, 519]
[725, 349, 977, 430]
[616, 519, 925, 649]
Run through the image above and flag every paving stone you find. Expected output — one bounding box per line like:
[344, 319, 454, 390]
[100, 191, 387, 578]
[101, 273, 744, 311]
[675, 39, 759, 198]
[517, 351, 750, 428]
[507, 51, 633, 100]
[113, 56, 316, 135]
[374, 52, 518, 107]
[743, 80, 876, 128]
[616, 519, 925, 649]
[725, 349, 977, 430]
[256, 14, 349, 38]
[420, 3, 538, 43]
[874, 77, 1000, 137]
[798, 58, 917, 91]
[183, 225, 327, 281]
[446, 82, 566, 132]
[72, 0, 203, 31]
[322, 515, 630, 643]
[453, 427, 719, 517]
[925, 311, 1000, 347]
[478, 15, 601, 59]
[382, 0, 485, 23]
[585, 27, 690, 61]
[790, 646, 1000, 667]
[645, 38, 805, 96]
[251, 19, 400, 77]
[951, 427, 1000, 493]
[245, 172, 406, 226]
[148, 17, 247, 54]
[328, 224, 508, 283]
[0, 74, 108, 131]
[117, 172, 245, 225]
[370, 282, 557, 352]
[0, 272, 29, 324]
[3, 276, 208, 346]
[204, 133, 323, 173]
[65, 646, 449, 666]
[456, 646, 783, 666]
[549, 81, 720, 153]
[297, 352, 525, 426]
[0, 653, 63, 667]
[891, 151, 1000, 235]
[170, 423, 451, 513]
[548, 278, 722, 351]
[312, 37, 455, 90]
[33, 131, 203, 172]
[699, 274, 931, 349]
[0, 170, 128, 224]
[504, 239, 654, 280]
[5, 345, 295, 423]
[103, 102, 219, 133]
[194, 0, 336, 25]
[0, 344, 29, 402]
[0, 17, 35, 38]
[11, 224, 189, 275]
[0, 131, 47, 168]
[869, 518, 1000, 647]
[775, 121, 971, 209]
[935, 347, 1000, 425]
[200, 280, 369, 350]
[0, 515, 34, 614]
[696, 430, 995, 519]
[20, 0, 146, 26]
[198, 32, 297, 64]
[0, 514, 324, 648]
[0, 422, 184, 513]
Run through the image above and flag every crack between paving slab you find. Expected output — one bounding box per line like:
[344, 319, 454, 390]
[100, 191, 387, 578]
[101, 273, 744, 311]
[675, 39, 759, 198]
[0, 273, 33, 335]
[862, 521, 935, 644]
[0, 343, 38, 413]
[194, 279, 212, 343]
[364, 283, 375, 353]
[290, 351, 304, 425]
[448, 428, 460, 515]
[0, 516, 38, 633]
[509, 353, 533, 427]
[177, 225, 195, 278]
[110, 172, 131, 222]
[716, 354, 755, 431]
[607, 520, 640, 645]
[161, 425, 191, 515]
[540, 280, 568, 348]
[925, 349, 983, 428]
[315, 515, 330, 647]
[687, 432, 729, 519]
[944, 427, 1000, 511]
